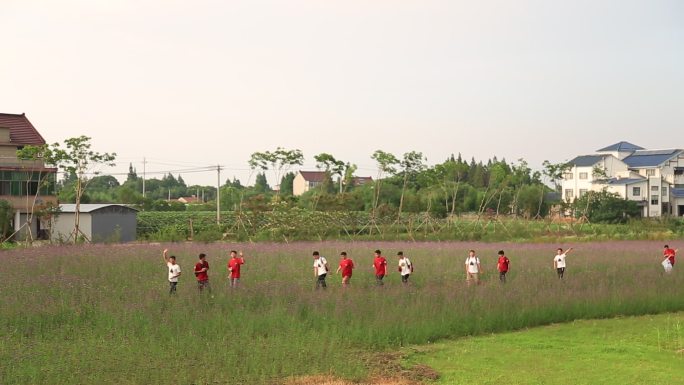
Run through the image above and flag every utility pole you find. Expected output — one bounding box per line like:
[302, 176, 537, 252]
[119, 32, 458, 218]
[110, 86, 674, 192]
[142, 157, 147, 198]
[216, 164, 221, 225]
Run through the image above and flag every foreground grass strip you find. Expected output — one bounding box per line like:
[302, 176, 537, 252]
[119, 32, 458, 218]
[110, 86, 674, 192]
[405, 313, 684, 385]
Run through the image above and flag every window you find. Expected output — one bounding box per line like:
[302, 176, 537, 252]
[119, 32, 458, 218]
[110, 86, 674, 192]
[632, 187, 641, 196]
[651, 195, 659, 205]
[662, 187, 667, 197]
[646, 169, 656, 177]
[651, 185, 659, 192]
[579, 172, 588, 180]
[0, 172, 56, 196]
[564, 173, 573, 180]
[579, 189, 588, 198]
[565, 189, 574, 199]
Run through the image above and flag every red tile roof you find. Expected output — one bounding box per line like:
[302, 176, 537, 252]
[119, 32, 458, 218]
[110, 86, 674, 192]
[298, 171, 327, 182]
[0, 113, 47, 145]
[178, 196, 201, 204]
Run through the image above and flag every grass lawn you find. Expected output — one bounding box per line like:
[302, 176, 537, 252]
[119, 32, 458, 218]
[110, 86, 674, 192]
[405, 313, 684, 385]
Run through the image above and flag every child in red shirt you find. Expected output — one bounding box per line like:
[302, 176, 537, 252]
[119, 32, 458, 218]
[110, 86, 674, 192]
[664, 245, 677, 266]
[497, 250, 510, 283]
[227, 250, 245, 288]
[372, 249, 387, 286]
[194, 253, 211, 293]
[336, 251, 355, 287]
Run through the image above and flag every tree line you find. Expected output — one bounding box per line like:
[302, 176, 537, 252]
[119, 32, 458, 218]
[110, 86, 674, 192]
[9, 138, 647, 246]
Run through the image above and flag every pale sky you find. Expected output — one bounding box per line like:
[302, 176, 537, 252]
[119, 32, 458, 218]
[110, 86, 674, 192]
[2, 0, 683, 186]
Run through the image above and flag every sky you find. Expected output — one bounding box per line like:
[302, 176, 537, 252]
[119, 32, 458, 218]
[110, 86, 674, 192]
[2, 0, 683, 187]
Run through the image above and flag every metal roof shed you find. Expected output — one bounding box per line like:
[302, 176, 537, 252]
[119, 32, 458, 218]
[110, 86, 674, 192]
[52, 204, 138, 243]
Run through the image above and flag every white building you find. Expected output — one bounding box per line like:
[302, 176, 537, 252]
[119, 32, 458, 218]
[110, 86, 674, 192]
[561, 142, 684, 217]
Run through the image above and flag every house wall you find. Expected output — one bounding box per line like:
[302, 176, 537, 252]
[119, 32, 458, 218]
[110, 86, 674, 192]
[293, 173, 308, 196]
[91, 210, 137, 242]
[673, 197, 684, 216]
[602, 156, 629, 176]
[561, 156, 628, 202]
[562, 166, 601, 201]
[51, 213, 93, 243]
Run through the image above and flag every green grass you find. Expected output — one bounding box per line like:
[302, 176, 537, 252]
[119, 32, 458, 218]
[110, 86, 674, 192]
[2, 241, 684, 384]
[406, 313, 684, 385]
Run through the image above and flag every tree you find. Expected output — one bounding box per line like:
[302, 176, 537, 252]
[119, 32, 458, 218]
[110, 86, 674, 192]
[126, 163, 138, 182]
[254, 172, 271, 194]
[370, 150, 399, 217]
[397, 151, 426, 219]
[47, 136, 116, 242]
[15, 144, 58, 243]
[88, 175, 120, 190]
[341, 163, 358, 193]
[279, 172, 296, 196]
[0, 200, 13, 241]
[314, 153, 345, 193]
[573, 190, 640, 223]
[542, 160, 569, 192]
[249, 147, 304, 198]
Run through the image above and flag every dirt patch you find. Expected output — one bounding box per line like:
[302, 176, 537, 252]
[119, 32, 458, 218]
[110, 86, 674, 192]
[284, 350, 439, 385]
[284, 375, 416, 385]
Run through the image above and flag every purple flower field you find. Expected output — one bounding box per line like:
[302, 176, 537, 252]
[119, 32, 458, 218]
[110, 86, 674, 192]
[1, 240, 683, 384]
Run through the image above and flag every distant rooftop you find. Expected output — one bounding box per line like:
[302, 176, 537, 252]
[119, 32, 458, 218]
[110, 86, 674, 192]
[298, 171, 327, 182]
[567, 155, 606, 167]
[622, 149, 682, 168]
[59, 204, 138, 213]
[596, 141, 644, 152]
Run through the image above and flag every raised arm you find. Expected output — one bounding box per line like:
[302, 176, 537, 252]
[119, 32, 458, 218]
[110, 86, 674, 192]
[163, 249, 170, 263]
[565, 247, 574, 255]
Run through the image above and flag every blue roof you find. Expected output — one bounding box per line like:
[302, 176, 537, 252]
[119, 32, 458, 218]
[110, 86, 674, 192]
[605, 178, 645, 186]
[622, 149, 682, 168]
[672, 188, 684, 198]
[568, 155, 604, 167]
[597, 141, 644, 152]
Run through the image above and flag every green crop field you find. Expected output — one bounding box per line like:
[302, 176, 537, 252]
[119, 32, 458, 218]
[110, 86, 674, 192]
[405, 312, 684, 385]
[1, 240, 683, 384]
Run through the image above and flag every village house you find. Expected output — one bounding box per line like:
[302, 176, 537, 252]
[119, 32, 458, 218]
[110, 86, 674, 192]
[562, 141, 684, 217]
[0, 113, 58, 239]
[292, 171, 373, 196]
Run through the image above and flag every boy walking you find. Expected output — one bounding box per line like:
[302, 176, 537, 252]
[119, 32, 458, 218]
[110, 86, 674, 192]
[662, 245, 678, 273]
[163, 249, 181, 294]
[227, 250, 245, 288]
[313, 251, 329, 289]
[194, 253, 211, 293]
[465, 249, 482, 286]
[397, 251, 413, 284]
[497, 250, 510, 283]
[335, 252, 354, 287]
[373, 249, 387, 286]
[553, 247, 573, 279]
